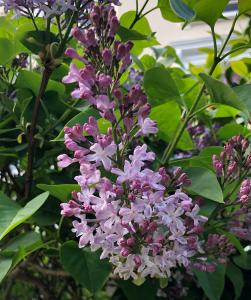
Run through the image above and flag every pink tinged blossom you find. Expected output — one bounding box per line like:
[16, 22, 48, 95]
[83, 116, 99, 137]
[86, 142, 117, 170]
[71, 82, 94, 99]
[102, 48, 113, 66]
[64, 47, 87, 63]
[129, 144, 155, 164]
[57, 154, 76, 168]
[72, 220, 95, 247]
[212, 155, 224, 176]
[97, 74, 112, 91]
[112, 160, 140, 183]
[185, 204, 208, 226]
[136, 116, 158, 137]
[95, 95, 115, 112]
[62, 63, 82, 84]
[60, 201, 81, 217]
[108, 16, 119, 37]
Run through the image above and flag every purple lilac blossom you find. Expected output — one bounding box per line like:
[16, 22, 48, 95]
[57, 2, 210, 280]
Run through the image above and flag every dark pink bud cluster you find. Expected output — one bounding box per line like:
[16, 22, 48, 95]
[212, 136, 251, 180]
[238, 179, 251, 204]
[205, 234, 235, 261]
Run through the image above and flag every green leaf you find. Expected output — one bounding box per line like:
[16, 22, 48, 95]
[143, 67, 182, 106]
[117, 26, 149, 42]
[150, 101, 194, 150]
[158, 0, 183, 22]
[193, 264, 226, 300]
[0, 192, 21, 240]
[193, 0, 230, 27]
[200, 73, 249, 117]
[0, 38, 16, 65]
[0, 192, 49, 240]
[170, 0, 195, 21]
[217, 123, 249, 141]
[226, 263, 244, 300]
[238, 0, 251, 14]
[230, 61, 249, 77]
[140, 54, 156, 70]
[119, 280, 158, 300]
[3, 231, 41, 253]
[233, 254, 251, 270]
[184, 167, 224, 203]
[17, 30, 58, 54]
[37, 184, 80, 201]
[234, 84, 251, 112]
[16, 70, 65, 97]
[52, 107, 100, 141]
[210, 104, 240, 119]
[0, 257, 12, 283]
[119, 11, 159, 55]
[60, 241, 112, 293]
[170, 146, 224, 171]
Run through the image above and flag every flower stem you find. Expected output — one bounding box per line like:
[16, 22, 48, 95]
[25, 67, 52, 198]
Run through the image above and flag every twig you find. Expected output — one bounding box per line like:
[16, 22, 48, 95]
[29, 263, 69, 277]
[24, 67, 52, 198]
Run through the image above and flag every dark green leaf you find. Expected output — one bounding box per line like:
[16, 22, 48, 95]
[143, 67, 182, 105]
[200, 73, 249, 117]
[184, 167, 224, 203]
[0, 257, 12, 283]
[226, 263, 244, 300]
[0, 192, 21, 241]
[0, 192, 49, 240]
[37, 184, 80, 201]
[60, 241, 112, 293]
[150, 101, 194, 150]
[3, 231, 41, 253]
[16, 70, 65, 97]
[17, 30, 58, 54]
[119, 11, 159, 55]
[234, 84, 251, 112]
[119, 280, 158, 300]
[217, 123, 249, 140]
[233, 254, 251, 270]
[193, 264, 226, 300]
[117, 26, 149, 42]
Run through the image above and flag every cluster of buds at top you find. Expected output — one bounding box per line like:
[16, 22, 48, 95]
[63, 3, 158, 137]
[212, 135, 251, 180]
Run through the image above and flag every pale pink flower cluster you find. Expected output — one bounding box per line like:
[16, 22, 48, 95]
[58, 2, 208, 279]
[59, 120, 207, 279]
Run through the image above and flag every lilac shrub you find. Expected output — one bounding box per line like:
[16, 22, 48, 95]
[57, 2, 213, 280]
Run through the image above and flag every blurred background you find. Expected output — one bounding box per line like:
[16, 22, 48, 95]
[117, 0, 249, 66]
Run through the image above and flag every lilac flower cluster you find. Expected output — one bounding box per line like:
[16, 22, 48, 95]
[227, 179, 251, 241]
[212, 136, 251, 241]
[58, 2, 209, 280]
[212, 135, 251, 180]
